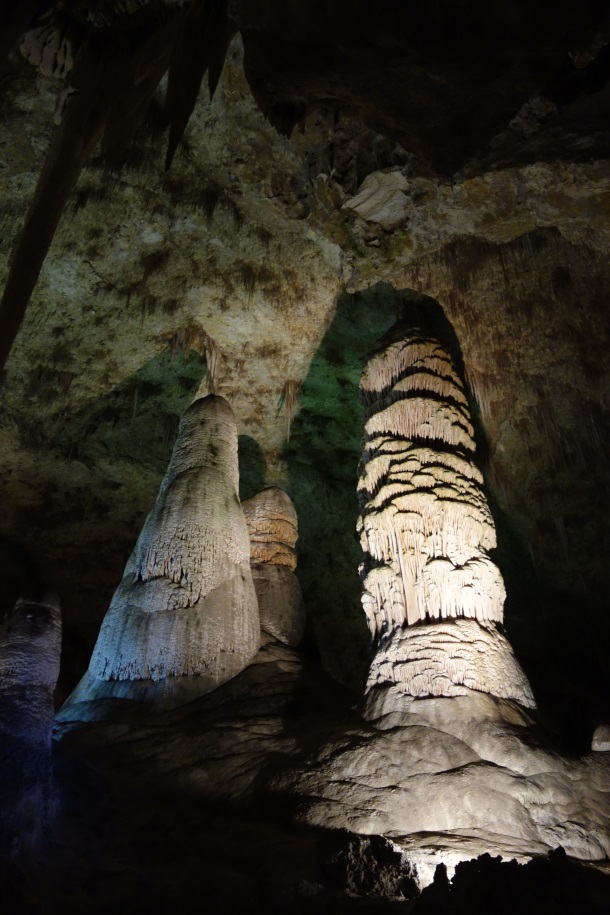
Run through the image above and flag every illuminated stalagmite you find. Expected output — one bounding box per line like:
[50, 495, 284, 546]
[63, 394, 259, 708]
[243, 486, 305, 647]
[358, 307, 535, 707]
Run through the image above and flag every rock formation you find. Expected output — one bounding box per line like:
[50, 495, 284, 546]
[0, 594, 61, 856]
[62, 394, 259, 709]
[242, 486, 305, 647]
[357, 304, 535, 708]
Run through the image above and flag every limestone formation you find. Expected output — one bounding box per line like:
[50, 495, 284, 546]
[366, 619, 534, 707]
[592, 725, 610, 752]
[0, 594, 61, 855]
[62, 394, 259, 708]
[243, 486, 305, 647]
[358, 308, 535, 707]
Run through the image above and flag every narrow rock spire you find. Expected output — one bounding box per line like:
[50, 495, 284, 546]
[242, 486, 305, 647]
[63, 394, 260, 708]
[358, 302, 535, 707]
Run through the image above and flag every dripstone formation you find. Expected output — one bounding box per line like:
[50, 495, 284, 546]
[357, 307, 535, 709]
[243, 486, 305, 647]
[44, 381, 610, 903]
[62, 394, 259, 709]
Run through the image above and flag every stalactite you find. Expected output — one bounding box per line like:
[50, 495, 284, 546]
[281, 380, 301, 441]
[204, 332, 222, 394]
[0, 1, 238, 374]
[358, 303, 535, 707]
[164, 0, 237, 169]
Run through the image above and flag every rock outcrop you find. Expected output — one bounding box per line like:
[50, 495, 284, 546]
[357, 305, 535, 708]
[61, 394, 259, 709]
[0, 594, 61, 856]
[243, 486, 305, 647]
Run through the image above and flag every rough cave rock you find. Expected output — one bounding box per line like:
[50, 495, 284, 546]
[61, 393, 259, 709]
[243, 485, 305, 647]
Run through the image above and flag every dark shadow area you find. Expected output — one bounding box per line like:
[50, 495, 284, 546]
[0, 535, 45, 619]
[238, 434, 267, 502]
[414, 849, 610, 915]
[283, 283, 398, 689]
[45, 348, 207, 471]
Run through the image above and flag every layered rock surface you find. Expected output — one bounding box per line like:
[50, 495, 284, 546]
[55, 636, 610, 891]
[357, 308, 534, 707]
[243, 486, 305, 647]
[61, 394, 259, 709]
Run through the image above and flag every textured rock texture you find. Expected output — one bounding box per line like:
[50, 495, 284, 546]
[0, 3, 608, 734]
[358, 308, 534, 707]
[0, 594, 61, 855]
[366, 620, 534, 706]
[243, 486, 305, 646]
[55, 638, 610, 893]
[62, 394, 259, 708]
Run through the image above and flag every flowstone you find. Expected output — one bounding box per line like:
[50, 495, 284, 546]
[357, 307, 534, 708]
[243, 486, 305, 648]
[60, 394, 259, 709]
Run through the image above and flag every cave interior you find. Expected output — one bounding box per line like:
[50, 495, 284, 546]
[1, 2, 610, 912]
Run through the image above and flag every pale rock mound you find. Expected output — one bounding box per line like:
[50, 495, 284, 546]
[243, 486, 305, 647]
[61, 394, 259, 709]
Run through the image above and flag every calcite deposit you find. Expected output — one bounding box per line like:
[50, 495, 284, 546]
[243, 486, 305, 647]
[357, 305, 534, 707]
[62, 394, 259, 708]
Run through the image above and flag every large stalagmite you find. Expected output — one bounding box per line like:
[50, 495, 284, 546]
[62, 394, 260, 709]
[358, 304, 535, 708]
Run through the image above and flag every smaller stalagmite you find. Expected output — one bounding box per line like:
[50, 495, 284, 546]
[358, 305, 534, 708]
[242, 486, 305, 647]
[0, 594, 61, 855]
[62, 394, 259, 709]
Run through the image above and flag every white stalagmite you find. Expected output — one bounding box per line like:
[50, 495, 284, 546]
[358, 313, 535, 707]
[64, 394, 260, 706]
[242, 487, 305, 647]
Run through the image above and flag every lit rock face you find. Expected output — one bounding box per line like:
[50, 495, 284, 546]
[358, 308, 534, 707]
[0, 595, 61, 855]
[63, 394, 259, 708]
[243, 486, 305, 647]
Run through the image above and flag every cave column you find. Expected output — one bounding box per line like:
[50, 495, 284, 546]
[357, 302, 535, 710]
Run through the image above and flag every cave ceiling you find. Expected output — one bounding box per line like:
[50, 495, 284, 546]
[0, 1, 609, 731]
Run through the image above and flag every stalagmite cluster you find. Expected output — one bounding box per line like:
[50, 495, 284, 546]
[0, 594, 61, 854]
[243, 486, 305, 647]
[63, 394, 259, 708]
[358, 307, 535, 706]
